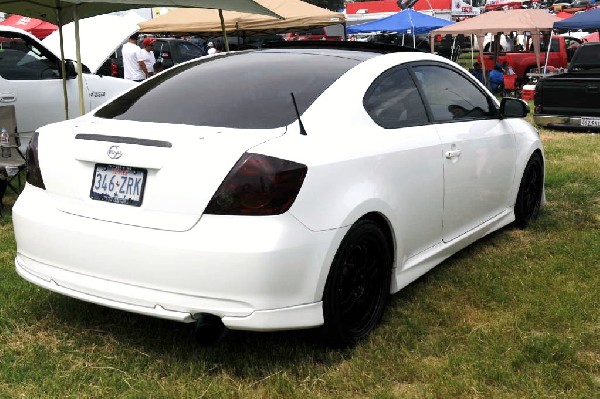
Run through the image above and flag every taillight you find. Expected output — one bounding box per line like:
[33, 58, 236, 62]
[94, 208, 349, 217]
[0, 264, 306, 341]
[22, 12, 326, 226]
[25, 132, 45, 189]
[204, 153, 307, 216]
[110, 62, 118, 77]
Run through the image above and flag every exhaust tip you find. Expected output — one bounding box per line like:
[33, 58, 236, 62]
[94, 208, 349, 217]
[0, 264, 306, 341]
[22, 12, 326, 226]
[192, 313, 226, 346]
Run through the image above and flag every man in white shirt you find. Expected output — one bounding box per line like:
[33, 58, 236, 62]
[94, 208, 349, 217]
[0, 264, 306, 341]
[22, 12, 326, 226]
[122, 33, 148, 81]
[141, 37, 157, 77]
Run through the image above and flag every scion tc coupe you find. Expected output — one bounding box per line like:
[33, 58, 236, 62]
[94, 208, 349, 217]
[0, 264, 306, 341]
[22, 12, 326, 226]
[13, 42, 544, 346]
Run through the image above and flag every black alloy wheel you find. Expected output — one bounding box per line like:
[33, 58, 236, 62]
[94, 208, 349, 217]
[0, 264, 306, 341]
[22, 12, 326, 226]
[322, 219, 392, 347]
[515, 152, 544, 228]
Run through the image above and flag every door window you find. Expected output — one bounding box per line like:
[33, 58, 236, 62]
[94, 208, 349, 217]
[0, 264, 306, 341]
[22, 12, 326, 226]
[0, 36, 59, 80]
[363, 67, 429, 129]
[412, 64, 494, 123]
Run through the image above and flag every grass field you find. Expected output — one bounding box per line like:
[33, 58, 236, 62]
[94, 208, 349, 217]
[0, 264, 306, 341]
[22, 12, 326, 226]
[0, 128, 598, 398]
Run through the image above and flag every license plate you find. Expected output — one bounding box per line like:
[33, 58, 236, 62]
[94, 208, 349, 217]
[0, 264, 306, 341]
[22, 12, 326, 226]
[90, 164, 146, 206]
[581, 117, 600, 127]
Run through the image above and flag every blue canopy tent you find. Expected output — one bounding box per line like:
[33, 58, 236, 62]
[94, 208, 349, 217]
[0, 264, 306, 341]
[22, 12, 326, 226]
[553, 7, 600, 30]
[347, 9, 453, 35]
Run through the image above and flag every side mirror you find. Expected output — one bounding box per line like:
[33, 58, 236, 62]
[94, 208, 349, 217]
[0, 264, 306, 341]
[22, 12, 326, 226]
[63, 59, 78, 78]
[500, 97, 529, 118]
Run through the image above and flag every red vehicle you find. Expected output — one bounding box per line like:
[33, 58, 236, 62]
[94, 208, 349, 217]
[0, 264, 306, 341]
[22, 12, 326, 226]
[479, 35, 582, 82]
[283, 25, 344, 41]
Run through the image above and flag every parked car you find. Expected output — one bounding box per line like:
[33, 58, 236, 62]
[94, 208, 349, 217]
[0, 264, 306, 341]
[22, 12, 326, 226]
[283, 24, 344, 41]
[0, 26, 136, 144]
[13, 42, 544, 347]
[152, 38, 206, 69]
[479, 35, 582, 82]
[533, 42, 600, 130]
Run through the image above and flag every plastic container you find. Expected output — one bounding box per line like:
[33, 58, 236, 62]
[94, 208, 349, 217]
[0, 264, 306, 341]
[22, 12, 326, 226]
[0, 127, 10, 158]
[521, 85, 536, 101]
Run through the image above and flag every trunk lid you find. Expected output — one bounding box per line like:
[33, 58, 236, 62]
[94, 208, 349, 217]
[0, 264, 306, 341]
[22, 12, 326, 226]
[40, 118, 285, 231]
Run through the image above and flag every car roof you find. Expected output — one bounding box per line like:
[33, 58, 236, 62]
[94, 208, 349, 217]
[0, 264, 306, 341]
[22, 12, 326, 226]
[258, 41, 424, 62]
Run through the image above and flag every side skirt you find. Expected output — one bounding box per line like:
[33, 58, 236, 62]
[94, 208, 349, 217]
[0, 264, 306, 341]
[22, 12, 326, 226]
[390, 209, 514, 294]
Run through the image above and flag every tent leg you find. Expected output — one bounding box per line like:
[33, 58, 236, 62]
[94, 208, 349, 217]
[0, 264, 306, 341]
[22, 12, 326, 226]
[73, 5, 85, 117]
[544, 30, 553, 74]
[219, 9, 229, 52]
[57, 9, 68, 120]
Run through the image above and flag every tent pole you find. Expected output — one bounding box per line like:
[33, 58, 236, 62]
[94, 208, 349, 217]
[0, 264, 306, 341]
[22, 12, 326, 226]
[56, 3, 68, 120]
[476, 34, 487, 87]
[471, 34, 474, 67]
[430, 32, 435, 53]
[73, 4, 85, 116]
[219, 9, 229, 52]
[544, 30, 553, 74]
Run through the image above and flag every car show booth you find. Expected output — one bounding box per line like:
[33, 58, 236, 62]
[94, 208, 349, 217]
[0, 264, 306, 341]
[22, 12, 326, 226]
[431, 9, 560, 83]
[347, 9, 453, 35]
[554, 7, 600, 30]
[0, 14, 57, 38]
[138, 0, 345, 39]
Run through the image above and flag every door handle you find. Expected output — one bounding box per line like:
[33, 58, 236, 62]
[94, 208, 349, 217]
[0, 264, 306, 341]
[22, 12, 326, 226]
[445, 149, 462, 159]
[0, 94, 16, 103]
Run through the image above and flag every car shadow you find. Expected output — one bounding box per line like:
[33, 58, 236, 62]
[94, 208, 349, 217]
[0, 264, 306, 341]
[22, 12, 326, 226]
[45, 293, 344, 371]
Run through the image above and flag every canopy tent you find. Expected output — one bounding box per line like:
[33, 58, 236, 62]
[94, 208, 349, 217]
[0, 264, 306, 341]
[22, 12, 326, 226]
[138, 0, 344, 34]
[554, 7, 600, 30]
[431, 9, 560, 83]
[347, 9, 453, 35]
[0, 14, 58, 38]
[0, 1, 282, 25]
[555, 11, 573, 19]
[584, 32, 599, 42]
[0, 0, 283, 117]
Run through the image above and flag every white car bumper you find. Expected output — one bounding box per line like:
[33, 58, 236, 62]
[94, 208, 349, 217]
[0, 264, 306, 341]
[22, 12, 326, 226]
[13, 186, 344, 331]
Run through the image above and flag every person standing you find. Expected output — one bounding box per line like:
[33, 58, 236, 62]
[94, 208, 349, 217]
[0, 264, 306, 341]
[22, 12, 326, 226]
[122, 33, 148, 81]
[207, 41, 217, 55]
[141, 37, 157, 77]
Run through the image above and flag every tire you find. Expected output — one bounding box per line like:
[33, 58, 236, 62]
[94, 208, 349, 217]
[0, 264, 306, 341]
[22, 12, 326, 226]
[514, 152, 544, 228]
[322, 219, 392, 347]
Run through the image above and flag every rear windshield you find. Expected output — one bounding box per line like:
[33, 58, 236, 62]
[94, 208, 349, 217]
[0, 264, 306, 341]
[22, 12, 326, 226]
[571, 45, 600, 70]
[95, 50, 360, 129]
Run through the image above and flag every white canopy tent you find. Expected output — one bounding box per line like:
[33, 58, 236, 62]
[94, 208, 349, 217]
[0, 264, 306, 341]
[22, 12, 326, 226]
[431, 9, 560, 85]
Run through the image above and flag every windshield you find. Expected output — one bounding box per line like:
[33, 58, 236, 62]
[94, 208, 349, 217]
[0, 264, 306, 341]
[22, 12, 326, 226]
[95, 50, 361, 129]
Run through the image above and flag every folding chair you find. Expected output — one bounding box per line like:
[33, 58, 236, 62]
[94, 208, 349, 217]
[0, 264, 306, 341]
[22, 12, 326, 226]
[503, 74, 519, 98]
[0, 105, 26, 213]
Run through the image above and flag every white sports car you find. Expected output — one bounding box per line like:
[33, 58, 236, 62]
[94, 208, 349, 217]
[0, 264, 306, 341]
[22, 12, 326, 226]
[13, 43, 544, 346]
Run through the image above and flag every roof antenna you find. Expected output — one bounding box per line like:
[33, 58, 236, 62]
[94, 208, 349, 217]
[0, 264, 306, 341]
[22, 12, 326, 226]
[290, 92, 307, 136]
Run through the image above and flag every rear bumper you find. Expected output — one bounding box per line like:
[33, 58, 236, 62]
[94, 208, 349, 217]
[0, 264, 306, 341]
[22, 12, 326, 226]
[533, 114, 600, 131]
[15, 257, 324, 330]
[13, 185, 343, 331]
